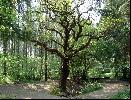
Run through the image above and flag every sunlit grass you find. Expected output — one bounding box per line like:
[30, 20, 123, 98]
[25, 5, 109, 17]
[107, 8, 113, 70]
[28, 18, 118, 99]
[110, 89, 130, 99]
[0, 94, 15, 99]
[0, 75, 14, 84]
[81, 81, 103, 94]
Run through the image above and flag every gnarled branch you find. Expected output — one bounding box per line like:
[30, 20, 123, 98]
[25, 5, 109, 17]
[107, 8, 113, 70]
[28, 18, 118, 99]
[72, 35, 103, 55]
[44, 26, 64, 39]
[31, 40, 65, 59]
[51, 39, 64, 47]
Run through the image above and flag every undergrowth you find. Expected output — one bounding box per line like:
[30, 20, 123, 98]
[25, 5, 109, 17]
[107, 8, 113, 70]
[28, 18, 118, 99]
[81, 81, 103, 94]
[110, 89, 130, 99]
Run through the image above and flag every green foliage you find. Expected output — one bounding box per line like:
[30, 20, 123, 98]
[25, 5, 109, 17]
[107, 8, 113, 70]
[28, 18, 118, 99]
[81, 81, 103, 94]
[95, 0, 130, 79]
[0, 93, 15, 99]
[104, 73, 113, 78]
[0, 52, 62, 82]
[48, 55, 61, 79]
[110, 89, 130, 99]
[0, 53, 44, 81]
[88, 67, 102, 78]
[88, 65, 114, 79]
[51, 87, 60, 95]
[0, 75, 14, 84]
[0, 0, 17, 42]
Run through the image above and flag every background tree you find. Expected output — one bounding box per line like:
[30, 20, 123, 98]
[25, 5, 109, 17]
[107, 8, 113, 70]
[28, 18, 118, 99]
[97, 0, 130, 79]
[0, 0, 17, 76]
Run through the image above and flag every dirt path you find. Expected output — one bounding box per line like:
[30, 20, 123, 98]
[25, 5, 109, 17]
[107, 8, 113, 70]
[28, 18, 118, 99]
[0, 80, 67, 99]
[0, 80, 129, 99]
[73, 80, 129, 99]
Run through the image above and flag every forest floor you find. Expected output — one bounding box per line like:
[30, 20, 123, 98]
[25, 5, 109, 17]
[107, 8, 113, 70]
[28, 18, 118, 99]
[73, 79, 130, 99]
[0, 79, 130, 99]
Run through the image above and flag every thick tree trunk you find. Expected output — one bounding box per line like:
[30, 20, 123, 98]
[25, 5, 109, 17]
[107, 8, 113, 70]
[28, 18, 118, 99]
[60, 58, 70, 92]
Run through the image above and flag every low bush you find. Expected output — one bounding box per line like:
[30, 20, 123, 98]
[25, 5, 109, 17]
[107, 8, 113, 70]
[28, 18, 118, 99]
[0, 75, 14, 84]
[0, 94, 15, 99]
[81, 81, 103, 94]
[110, 89, 130, 99]
[50, 87, 60, 95]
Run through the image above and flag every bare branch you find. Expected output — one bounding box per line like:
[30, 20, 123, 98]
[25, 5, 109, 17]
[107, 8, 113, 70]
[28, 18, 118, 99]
[44, 26, 64, 39]
[51, 39, 64, 47]
[69, 16, 76, 30]
[72, 0, 85, 11]
[70, 28, 76, 38]
[31, 40, 65, 59]
[73, 38, 92, 55]
[48, 12, 62, 25]
[74, 9, 92, 41]
[72, 35, 103, 55]
[79, 34, 104, 38]
[75, 23, 83, 41]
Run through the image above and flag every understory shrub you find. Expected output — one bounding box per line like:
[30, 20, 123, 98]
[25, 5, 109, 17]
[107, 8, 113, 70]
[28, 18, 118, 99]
[0, 94, 15, 99]
[110, 89, 130, 99]
[0, 75, 14, 84]
[81, 81, 103, 94]
[50, 87, 60, 95]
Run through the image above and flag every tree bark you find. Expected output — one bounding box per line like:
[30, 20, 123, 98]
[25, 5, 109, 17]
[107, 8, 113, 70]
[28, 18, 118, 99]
[60, 58, 70, 92]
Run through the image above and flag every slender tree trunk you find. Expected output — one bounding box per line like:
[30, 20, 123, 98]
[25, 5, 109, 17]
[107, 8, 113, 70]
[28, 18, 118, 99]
[16, 38, 20, 79]
[44, 2, 48, 81]
[82, 57, 88, 80]
[122, 50, 128, 79]
[40, 46, 43, 78]
[115, 70, 118, 78]
[114, 58, 119, 79]
[45, 50, 48, 81]
[82, 68, 87, 80]
[122, 67, 127, 79]
[3, 40, 8, 76]
[60, 58, 70, 92]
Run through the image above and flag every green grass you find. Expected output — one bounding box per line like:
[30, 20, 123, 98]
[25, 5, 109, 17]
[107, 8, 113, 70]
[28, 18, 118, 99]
[81, 81, 103, 94]
[0, 75, 14, 84]
[0, 94, 15, 99]
[110, 89, 130, 99]
[50, 87, 60, 95]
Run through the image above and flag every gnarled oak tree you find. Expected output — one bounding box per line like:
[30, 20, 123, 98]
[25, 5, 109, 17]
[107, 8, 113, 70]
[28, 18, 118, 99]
[32, 0, 103, 92]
